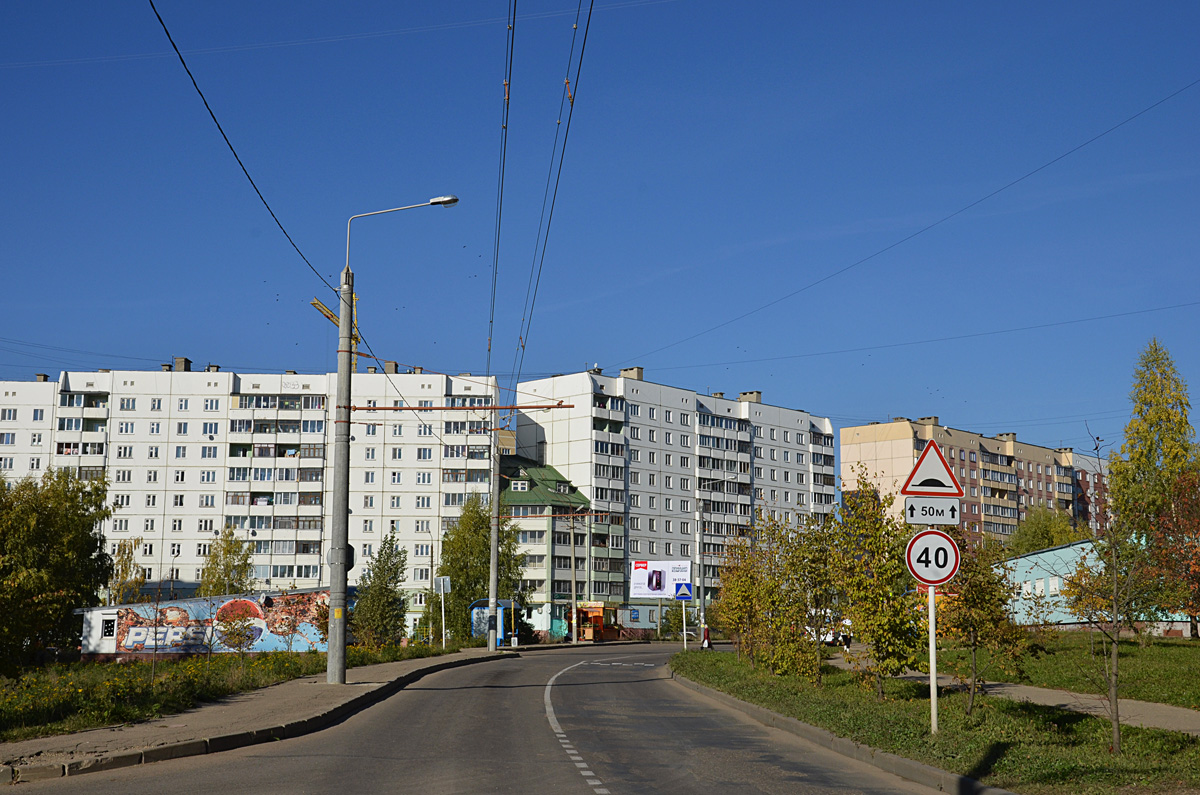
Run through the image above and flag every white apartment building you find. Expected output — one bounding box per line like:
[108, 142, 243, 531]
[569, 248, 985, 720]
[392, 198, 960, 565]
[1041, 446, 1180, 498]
[514, 367, 835, 608]
[0, 358, 498, 632]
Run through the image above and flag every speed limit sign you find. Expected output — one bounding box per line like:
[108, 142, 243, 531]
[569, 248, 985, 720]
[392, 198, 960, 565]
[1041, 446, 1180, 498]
[905, 529, 960, 586]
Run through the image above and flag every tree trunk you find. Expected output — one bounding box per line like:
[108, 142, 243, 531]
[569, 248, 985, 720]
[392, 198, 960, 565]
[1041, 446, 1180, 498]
[875, 672, 884, 702]
[1109, 632, 1121, 753]
[1190, 614, 1198, 640]
[967, 636, 978, 716]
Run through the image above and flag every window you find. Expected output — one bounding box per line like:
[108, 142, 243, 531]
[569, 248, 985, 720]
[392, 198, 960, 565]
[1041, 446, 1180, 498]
[199, 494, 215, 507]
[365, 423, 378, 436]
[363, 520, 374, 533]
[32, 409, 44, 422]
[365, 447, 376, 461]
[201, 422, 218, 436]
[416, 496, 431, 509]
[174, 445, 186, 459]
[511, 480, 528, 492]
[364, 471, 375, 484]
[417, 448, 433, 460]
[142, 542, 154, 556]
[29, 432, 42, 446]
[150, 398, 162, 411]
[417, 471, 432, 484]
[415, 519, 431, 533]
[204, 398, 219, 411]
[418, 424, 433, 437]
[178, 399, 189, 411]
[119, 398, 136, 411]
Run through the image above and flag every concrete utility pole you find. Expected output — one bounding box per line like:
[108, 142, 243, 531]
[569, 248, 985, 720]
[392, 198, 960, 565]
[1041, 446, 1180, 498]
[487, 426, 501, 652]
[327, 265, 354, 684]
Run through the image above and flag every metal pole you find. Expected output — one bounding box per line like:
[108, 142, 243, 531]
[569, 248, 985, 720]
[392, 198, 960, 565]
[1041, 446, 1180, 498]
[694, 526, 703, 628]
[440, 584, 447, 650]
[487, 426, 500, 652]
[327, 266, 353, 684]
[682, 599, 688, 651]
[928, 583, 938, 734]
[570, 515, 578, 644]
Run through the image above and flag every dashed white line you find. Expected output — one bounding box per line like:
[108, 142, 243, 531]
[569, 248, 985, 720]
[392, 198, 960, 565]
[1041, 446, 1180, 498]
[546, 656, 641, 794]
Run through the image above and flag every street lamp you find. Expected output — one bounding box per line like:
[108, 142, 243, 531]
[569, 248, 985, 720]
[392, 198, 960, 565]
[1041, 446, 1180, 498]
[327, 194, 459, 686]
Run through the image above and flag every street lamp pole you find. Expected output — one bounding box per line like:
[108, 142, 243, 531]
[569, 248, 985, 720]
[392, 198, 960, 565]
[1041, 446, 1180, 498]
[327, 195, 458, 685]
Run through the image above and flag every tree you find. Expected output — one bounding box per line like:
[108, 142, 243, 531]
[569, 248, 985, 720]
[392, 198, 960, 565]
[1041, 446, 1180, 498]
[1008, 507, 1085, 556]
[1062, 339, 1195, 754]
[1109, 338, 1195, 543]
[937, 532, 1026, 716]
[107, 536, 146, 605]
[0, 470, 112, 674]
[1154, 468, 1200, 639]
[833, 468, 924, 701]
[352, 529, 408, 648]
[715, 534, 764, 664]
[196, 526, 255, 597]
[424, 494, 522, 641]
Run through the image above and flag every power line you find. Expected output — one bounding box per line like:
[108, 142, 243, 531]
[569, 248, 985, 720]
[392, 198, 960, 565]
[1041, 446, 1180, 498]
[637, 297, 1200, 372]
[509, 0, 596, 397]
[618, 76, 1200, 367]
[147, 0, 336, 297]
[486, 0, 518, 379]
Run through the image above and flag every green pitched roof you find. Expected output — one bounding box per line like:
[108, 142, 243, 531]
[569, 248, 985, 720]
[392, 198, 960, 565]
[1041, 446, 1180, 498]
[502, 464, 589, 509]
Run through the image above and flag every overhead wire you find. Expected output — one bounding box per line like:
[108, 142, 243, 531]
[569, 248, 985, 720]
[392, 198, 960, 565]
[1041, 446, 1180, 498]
[147, 0, 337, 297]
[486, 0, 518, 380]
[508, 0, 596, 400]
[616, 75, 1200, 367]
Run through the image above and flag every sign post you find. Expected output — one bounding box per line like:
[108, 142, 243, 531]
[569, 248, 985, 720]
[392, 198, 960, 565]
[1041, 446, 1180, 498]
[904, 529, 960, 734]
[675, 582, 693, 651]
[434, 576, 452, 649]
[900, 441, 964, 736]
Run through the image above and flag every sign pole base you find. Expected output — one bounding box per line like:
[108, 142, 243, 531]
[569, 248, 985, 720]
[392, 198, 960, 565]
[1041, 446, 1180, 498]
[929, 584, 938, 735]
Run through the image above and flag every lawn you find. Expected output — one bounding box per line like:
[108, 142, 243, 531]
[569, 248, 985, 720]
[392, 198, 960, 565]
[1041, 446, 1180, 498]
[939, 632, 1200, 709]
[671, 651, 1200, 795]
[0, 643, 470, 743]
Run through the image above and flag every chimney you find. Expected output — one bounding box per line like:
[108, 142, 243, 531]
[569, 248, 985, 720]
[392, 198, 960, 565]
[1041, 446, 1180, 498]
[458, 373, 472, 377]
[285, 370, 297, 375]
[367, 366, 377, 374]
[711, 391, 724, 399]
[413, 367, 424, 374]
[916, 416, 939, 426]
[738, 391, 762, 404]
[384, 361, 398, 374]
[620, 366, 643, 381]
[161, 363, 173, 372]
[173, 356, 192, 372]
[35, 373, 49, 382]
[97, 369, 110, 373]
[206, 364, 220, 372]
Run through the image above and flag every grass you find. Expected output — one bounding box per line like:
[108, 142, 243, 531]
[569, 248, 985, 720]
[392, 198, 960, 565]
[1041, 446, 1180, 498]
[0, 642, 475, 744]
[671, 651, 1200, 795]
[939, 632, 1200, 710]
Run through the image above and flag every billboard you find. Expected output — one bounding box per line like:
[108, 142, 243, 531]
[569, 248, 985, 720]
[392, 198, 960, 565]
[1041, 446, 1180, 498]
[111, 591, 329, 654]
[629, 559, 691, 600]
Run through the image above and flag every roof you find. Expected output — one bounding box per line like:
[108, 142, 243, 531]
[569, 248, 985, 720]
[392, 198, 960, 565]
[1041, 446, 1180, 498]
[501, 464, 589, 509]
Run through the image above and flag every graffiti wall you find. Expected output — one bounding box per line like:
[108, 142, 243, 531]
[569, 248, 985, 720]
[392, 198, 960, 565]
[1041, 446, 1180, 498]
[112, 591, 329, 654]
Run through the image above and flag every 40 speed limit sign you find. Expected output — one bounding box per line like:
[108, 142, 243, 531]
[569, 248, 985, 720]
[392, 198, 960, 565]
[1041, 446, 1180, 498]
[905, 529, 960, 587]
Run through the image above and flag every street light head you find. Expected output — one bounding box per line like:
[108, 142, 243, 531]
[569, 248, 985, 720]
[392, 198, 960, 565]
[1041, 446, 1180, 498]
[429, 195, 459, 207]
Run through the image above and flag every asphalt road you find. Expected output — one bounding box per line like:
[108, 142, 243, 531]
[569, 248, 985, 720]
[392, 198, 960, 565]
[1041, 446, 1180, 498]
[25, 644, 928, 794]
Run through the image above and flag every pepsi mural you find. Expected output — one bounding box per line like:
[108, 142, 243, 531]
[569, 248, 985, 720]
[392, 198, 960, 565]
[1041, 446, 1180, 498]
[114, 591, 330, 654]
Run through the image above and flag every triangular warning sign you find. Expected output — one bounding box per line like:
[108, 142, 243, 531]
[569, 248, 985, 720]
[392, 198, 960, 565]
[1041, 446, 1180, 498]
[900, 440, 964, 497]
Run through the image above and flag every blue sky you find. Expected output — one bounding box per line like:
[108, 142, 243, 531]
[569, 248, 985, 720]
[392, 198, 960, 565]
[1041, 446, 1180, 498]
[2, 1, 1197, 453]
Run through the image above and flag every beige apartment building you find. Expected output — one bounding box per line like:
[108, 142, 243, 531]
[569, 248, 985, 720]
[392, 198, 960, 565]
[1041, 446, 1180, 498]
[840, 416, 1106, 541]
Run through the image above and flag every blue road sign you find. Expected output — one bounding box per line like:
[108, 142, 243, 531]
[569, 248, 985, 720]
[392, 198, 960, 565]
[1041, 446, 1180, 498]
[630, 608, 640, 621]
[674, 582, 693, 601]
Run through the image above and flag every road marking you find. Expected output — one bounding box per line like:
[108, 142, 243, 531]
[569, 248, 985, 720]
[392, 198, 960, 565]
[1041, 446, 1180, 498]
[546, 655, 638, 795]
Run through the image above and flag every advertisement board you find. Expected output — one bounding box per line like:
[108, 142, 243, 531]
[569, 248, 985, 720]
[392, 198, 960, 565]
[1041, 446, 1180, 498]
[629, 559, 691, 599]
[112, 591, 329, 654]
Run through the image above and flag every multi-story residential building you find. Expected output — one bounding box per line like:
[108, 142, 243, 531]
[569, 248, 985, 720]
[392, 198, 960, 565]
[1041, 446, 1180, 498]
[840, 416, 1108, 541]
[514, 367, 835, 612]
[0, 358, 498, 633]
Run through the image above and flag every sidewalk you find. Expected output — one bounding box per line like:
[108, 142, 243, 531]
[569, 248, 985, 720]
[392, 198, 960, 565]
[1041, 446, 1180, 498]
[0, 648, 509, 784]
[828, 653, 1200, 736]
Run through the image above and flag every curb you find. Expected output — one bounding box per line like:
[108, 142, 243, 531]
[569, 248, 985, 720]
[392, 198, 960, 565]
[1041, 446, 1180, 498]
[505, 640, 652, 652]
[669, 671, 1017, 795]
[6, 652, 509, 783]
